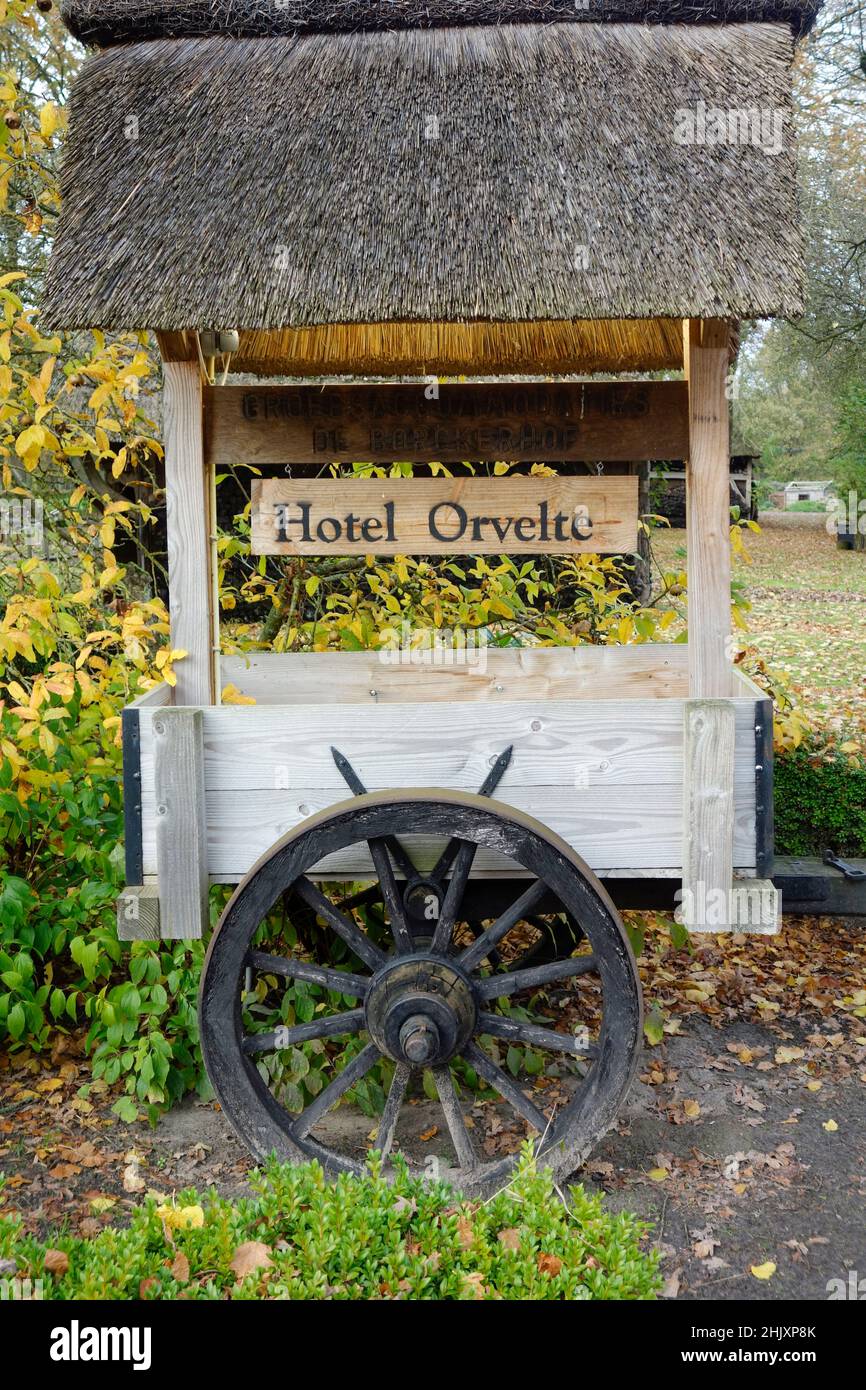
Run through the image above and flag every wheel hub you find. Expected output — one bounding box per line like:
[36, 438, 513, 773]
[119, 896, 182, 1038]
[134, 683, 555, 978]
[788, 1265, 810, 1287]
[365, 955, 476, 1068]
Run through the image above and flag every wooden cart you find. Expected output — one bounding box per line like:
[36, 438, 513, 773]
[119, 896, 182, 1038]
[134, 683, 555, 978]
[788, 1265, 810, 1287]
[45, 0, 815, 1193]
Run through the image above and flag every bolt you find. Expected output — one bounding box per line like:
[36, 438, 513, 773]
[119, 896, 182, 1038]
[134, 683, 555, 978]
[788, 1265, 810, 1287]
[156, 804, 167, 816]
[531, 719, 541, 732]
[399, 1015, 440, 1066]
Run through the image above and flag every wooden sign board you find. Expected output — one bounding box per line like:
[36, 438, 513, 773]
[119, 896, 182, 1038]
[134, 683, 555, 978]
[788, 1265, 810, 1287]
[209, 381, 688, 467]
[251, 477, 639, 556]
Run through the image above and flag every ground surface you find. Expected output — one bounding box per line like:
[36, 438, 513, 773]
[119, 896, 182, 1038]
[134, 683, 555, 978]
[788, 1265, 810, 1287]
[653, 524, 866, 725]
[2, 916, 864, 1301]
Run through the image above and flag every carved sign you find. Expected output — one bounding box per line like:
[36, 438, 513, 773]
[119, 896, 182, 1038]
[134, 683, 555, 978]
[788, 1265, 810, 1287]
[251, 478, 639, 557]
[208, 381, 688, 466]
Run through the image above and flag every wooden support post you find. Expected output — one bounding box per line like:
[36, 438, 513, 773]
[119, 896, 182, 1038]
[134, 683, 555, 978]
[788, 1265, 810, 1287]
[163, 360, 215, 707]
[116, 885, 161, 941]
[153, 708, 209, 940]
[682, 700, 735, 930]
[683, 320, 732, 699]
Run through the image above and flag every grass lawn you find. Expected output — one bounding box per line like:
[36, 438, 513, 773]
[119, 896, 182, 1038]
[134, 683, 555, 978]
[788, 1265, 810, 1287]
[650, 525, 866, 727]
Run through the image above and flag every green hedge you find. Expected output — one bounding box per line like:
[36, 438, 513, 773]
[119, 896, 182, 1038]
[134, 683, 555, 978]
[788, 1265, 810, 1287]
[774, 744, 866, 857]
[0, 1148, 660, 1301]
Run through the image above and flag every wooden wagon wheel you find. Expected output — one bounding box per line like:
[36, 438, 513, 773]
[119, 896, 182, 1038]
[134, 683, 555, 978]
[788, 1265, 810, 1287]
[201, 789, 642, 1197]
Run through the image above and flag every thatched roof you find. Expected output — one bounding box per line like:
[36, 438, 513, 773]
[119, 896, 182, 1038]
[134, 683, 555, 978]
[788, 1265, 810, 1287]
[42, 19, 804, 366]
[60, 0, 821, 44]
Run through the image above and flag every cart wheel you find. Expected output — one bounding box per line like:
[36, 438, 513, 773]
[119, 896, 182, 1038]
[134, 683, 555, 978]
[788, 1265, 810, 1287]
[201, 789, 642, 1197]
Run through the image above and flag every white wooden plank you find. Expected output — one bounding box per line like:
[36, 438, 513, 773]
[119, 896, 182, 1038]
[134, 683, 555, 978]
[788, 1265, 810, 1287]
[164, 360, 214, 707]
[141, 784, 757, 879]
[220, 644, 691, 705]
[682, 699, 736, 930]
[116, 885, 160, 941]
[127, 682, 173, 710]
[140, 699, 759, 792]
[684, 320, 734, 699]
[153, 708, 209, 939]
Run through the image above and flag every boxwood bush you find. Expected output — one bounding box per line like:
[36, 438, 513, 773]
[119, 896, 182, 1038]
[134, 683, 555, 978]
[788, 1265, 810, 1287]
[774, 741, 866, 857]
[0, 1148, 660, 1301]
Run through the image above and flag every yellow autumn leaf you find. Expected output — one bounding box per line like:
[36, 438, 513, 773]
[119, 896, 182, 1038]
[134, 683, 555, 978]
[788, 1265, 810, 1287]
[156, 1204, 204, 1231]
[822, 1119, 838, 1132]
[221, 683, 256, 706]
[647, 1168, 669, 1182]
[806, 1080, 822, 1092]
[39, 102, 62, 140]
[15, 423, 45, 458]
[111, 448, 128, 479]
[683, 1099, 701, 1119]
[750, 1262, 776, 1280]
[774, 1046, 805, 1065]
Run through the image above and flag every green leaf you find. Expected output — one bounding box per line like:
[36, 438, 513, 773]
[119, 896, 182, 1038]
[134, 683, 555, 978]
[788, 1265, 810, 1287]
[6, 1002, 26, 1040]
[643, 1005, 665, 1047]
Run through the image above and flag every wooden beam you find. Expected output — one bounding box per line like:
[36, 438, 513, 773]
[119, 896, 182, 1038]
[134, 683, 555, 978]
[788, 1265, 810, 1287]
[153, 708, 209, 939]
[207, 380, 690, 467]
[116, 885, 161, 941]
[682, 699, 736, 930]
[163, 360, 215, 707]
[684, 320, 732, 698]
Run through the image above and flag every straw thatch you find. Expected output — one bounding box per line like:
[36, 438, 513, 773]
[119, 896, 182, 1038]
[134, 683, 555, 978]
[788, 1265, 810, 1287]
[42, 20, 804, 354]
[157, 320, 686, 376]
[60, 0, 822, 45]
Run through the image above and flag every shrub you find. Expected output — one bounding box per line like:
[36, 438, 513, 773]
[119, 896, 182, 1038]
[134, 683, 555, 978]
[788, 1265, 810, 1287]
[0, 1146, 661, 1301]
[774, 740, 866, 857]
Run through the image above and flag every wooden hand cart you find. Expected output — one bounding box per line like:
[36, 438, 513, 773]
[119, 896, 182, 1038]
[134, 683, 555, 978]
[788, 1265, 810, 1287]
[46, 0, 816, 1193]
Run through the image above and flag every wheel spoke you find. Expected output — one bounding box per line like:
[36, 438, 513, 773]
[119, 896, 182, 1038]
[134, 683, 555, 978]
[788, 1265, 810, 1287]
[458, 879, 548, 972]
[430, 840, 477, 954]
[293, 876, 385, 972]
[478, 1012, 599, 1059]
[427, 745, 513, 885]
[476, 954, 598, 1001]
[433, 1066, 478, 1170]
[292, 1042, 381, 1138]
[463, 1041, 550, 1134]
[248, 951, 370, 999]
[242, 1009, 365, 1055]
[375, 1062, 410, 1160]
[368, 840, 414, 954]
[336, 884, 383, 912]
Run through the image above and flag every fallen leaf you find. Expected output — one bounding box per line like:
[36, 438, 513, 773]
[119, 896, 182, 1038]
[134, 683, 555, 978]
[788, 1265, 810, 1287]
[806, 1080, 822, 1092]
[497, 1228, 520, 1251]
[683, 1099, 701, 1119]
[122, 1163, 145, 1193]
[156, 1204, 204, 1231]
[460, 1271, 487, 1299]
[457, 1215, 475, 1250]
[537, 1253, 563, 1277]
[170, 1252, 190, 1284]
[43, 1249, 69, 1277]
[418, 1126, 439, 1142]
[230, 1241, 273, 1282]
[648, 1167, 669, 1182]
[822, 1119, 838, 1132]
[750, 1261, 776, 1280]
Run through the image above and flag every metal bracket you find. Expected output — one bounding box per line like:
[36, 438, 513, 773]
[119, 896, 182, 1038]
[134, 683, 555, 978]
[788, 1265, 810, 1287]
[330, 744, 513, 888]
[823, 850, 866, 882]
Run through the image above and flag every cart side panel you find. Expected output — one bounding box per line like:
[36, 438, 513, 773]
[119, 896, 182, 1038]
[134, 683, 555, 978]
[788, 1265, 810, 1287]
[136, 697, 760, 883]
